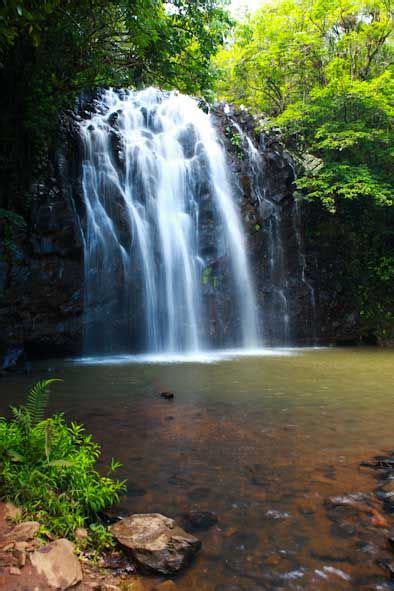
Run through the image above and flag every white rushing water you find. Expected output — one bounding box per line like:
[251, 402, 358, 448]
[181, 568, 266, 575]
[244, 135, 291, 343]
[79, 88, 259, 354]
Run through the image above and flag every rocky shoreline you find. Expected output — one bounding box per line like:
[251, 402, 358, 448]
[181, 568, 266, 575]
[0, 498, 227, 591]
[363, 453, 394, 579]
[1, 450, 393, 590]
[0, 503, 215, 590]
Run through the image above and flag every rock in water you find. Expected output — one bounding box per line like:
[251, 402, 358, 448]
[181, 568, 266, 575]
[179, 511, 218, 532]
[30, 539, 82, 589]
[110, 513, 201, 574]
[160, 391, 174, 400]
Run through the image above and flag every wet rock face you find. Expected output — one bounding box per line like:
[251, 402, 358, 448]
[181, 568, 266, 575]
[110, 513, 201, 574]
[0, 107, 85, 360]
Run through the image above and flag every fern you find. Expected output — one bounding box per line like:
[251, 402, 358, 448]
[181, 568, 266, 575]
[11, 406, 31, 433]
[0, 380, 126, 548]
[25, 379, 62, 427]
[47, 459, 74, 468]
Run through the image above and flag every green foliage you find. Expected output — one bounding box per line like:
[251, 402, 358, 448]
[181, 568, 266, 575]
[23, 378, 61, 426]
[0, 1, 231, 136]
[0, 1, 231, 221]
[202, 265, 220, 288]
[0, 380, 126, 549]
[225, 125, 244, 158]
[215, 0, 393, 211]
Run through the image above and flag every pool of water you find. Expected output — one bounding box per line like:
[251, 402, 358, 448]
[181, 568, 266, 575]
[1, 347, 393, 590]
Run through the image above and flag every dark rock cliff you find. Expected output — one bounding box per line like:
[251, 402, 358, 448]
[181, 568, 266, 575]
[0, 93, 373, 364]
[0, 113, 84, 360]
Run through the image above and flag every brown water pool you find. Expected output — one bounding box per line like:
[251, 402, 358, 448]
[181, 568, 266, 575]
[1, 347, 393, 590]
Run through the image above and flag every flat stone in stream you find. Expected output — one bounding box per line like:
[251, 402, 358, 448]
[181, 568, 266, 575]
[179, 511, 218, 532]
[110, 513, 201, 574]
[160, 391, 174, 400]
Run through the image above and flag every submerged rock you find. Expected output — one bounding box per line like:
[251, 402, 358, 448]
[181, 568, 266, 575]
[160, 391, 174, 400]
[179, 511, 218, 532]
[110, 513, 201, 574]
[0, 346, 29, 375]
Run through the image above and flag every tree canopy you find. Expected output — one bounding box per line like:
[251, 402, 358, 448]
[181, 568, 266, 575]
[215, 0, 393, 210]
[0, 0, 231, 188]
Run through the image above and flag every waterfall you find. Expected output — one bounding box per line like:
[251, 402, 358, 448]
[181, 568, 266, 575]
[238, 125, 317, 345]
[243, 134, 291, 344]
[79, 88, 259, 354]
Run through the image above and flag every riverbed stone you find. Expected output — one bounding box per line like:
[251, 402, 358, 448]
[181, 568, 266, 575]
[110, 513, 201, 574]
[29, 538, 82, 589]
[179, 511, 218, 532]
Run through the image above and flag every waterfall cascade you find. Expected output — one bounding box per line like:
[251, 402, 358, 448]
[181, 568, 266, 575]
[226, 116, 317, 344]
[79, 88, 260, 354]
[240, 126, 317, 345]
[243, 133, 291, 343]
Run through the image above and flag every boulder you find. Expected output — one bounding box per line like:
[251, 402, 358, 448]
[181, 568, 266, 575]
[6, 521, 40, 543]
[30, 538, 82, 589]
[110, 513, 201, 574]
[0, 346, 27, 373]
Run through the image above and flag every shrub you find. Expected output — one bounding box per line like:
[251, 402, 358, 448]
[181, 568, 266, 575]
[0, 379, 126, 547]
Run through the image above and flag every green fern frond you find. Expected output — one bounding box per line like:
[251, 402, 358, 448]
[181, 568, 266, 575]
[11, 406, 31, 433]
[47, 459, 74, 468]
[25, 379, 62, 426]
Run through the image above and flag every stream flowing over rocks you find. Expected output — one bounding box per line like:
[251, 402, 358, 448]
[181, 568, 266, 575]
[0, 88, 371, 360]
